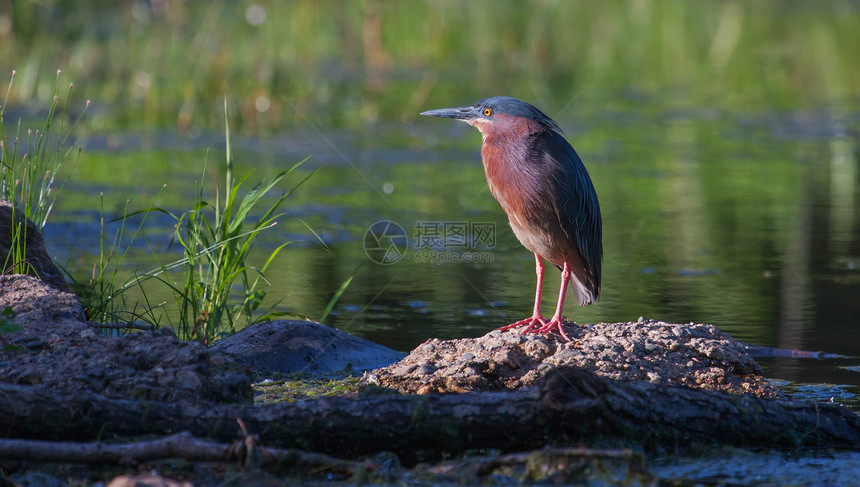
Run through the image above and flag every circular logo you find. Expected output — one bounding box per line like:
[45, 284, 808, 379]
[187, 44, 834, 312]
[364, 220, 408, 265]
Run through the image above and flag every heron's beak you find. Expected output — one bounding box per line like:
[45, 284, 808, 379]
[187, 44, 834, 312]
[420, 106, 481, 122]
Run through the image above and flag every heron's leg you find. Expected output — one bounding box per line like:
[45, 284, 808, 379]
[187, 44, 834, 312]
[533, 261, 571, 341]
[500, 254, 547, 333]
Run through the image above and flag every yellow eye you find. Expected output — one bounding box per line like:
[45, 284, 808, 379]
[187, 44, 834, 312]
[483, 108, 492, 117]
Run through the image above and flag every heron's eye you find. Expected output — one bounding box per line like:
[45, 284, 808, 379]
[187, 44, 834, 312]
[483, 108, 492, 117]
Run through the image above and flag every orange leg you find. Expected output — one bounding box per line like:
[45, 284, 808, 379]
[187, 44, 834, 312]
[499, 254, 547, 333]
[533, 261, 571, 341]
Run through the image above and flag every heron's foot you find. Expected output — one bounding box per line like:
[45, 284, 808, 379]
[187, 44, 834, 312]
[533, 317, 571, 342]
[499, 315, 547, 334]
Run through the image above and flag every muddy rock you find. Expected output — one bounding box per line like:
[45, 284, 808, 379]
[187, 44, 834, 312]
[366, 319, 782, 398]
[0, 274, 252, 403]
[0, 200, 69, 292]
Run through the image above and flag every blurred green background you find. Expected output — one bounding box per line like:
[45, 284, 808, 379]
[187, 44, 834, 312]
[1, 1, 859, 387]
[3, 1, 857, 130]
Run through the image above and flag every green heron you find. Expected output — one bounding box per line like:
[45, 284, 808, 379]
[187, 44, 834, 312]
[421, 96, 602, 341]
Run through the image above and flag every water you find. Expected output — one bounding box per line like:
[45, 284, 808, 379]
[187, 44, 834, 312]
[43, 98, 860, 405]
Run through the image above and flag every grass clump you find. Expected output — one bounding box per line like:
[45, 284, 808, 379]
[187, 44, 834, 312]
[145, 100, 316, 345]
[67, 98, 324, 344]
[69, 192, 165, 328]
[1, 70, 87, 275]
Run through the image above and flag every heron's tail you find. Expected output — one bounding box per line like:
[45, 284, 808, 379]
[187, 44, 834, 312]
[570, 275, 597, 306]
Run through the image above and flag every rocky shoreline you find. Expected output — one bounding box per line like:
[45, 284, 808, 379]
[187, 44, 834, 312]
[1, 271, 782, 406]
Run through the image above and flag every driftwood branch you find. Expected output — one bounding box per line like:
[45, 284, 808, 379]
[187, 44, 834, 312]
[1, 368, 858, 462]
[0, 431, 361, 476]
[0, 432, 232, 464]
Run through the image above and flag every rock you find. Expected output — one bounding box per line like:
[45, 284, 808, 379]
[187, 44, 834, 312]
[0, 200, 69, 292]
[365, 319, 782, 398]
[0, 274, 252, 403]
[0, 274, 85, 324]
[211, 319, 406, 375]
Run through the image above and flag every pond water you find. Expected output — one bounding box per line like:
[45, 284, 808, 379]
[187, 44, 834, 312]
[3, 1, 859, 408]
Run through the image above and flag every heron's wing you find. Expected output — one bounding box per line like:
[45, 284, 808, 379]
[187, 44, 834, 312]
[531, 130, 603, 296]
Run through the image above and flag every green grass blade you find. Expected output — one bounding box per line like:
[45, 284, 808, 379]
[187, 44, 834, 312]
[319, 261, 364, 324]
